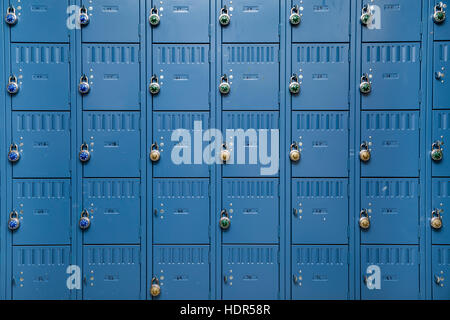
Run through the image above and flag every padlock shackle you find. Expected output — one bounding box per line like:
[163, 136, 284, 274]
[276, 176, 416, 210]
[80, 5, 88, 14]
[432, 140, 443, 150]
[10, 143, 18, 151]
[9, 75, 17, 83]
[432, 209, 442, 218]
[220, 209, 229, 218]
[290, 142, 299, 150]
[360, 141, 369, 150]
[81, 209, 89, 218]
[291, 5, 299, 14]
[7, 6, 16, 14]
[435, 2, 444, 12]
[151, 142, 159, 150]
[151, 6, 158, 14]
[361, 73, 370, 83]
[151, 277, 160, 285]
[221, 74, 228, 83]
[290, 74, 299, 83]
[221, 5, 228, 14]
[80, 74, 89, 83]
[9, 210, 18, 219]
[80, 142, 89, 150]
[360, 209, 368, 218]
[151, 75, 159, 83]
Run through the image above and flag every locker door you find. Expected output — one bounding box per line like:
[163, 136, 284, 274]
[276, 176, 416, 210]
[361, 111, 419, 177]
[291, 0, 350, 43]
[12, 246, 71, 300]
[434, 42, 450, 109]
[292, 246, 349, 300]
[432, 246, 450, 300]
[83, 112, 140, 178]
[150, 0, 210, 43]
[432, 111, 450, 176]
[360, 179, 419, 244]
[152, 112, 210, 178]
[153, 179, 210, 244]
[292, 179, 348, 244]
[9, 0, 69, 43]
[153, 246, 210, 300]
[222, 45, 279, 110]
[81, 0, 139, 43]
[83, 246, 141, 300]
[292, 44, 349, 110]
[82, 179, 140, 245]
[361, 245, 419, 300]
[432, 179, 450, 244]
[11, 44, 70, 111]
[361, 0, 422, 42]
[82, 44, 140, 111]
[222, 112, 279, 177]
[361, 43, 421, 110]
[221, 0, 280, 43]
[292, 112, 348, 178]
[152, 45, 210, 111]
[433, 1, 450, 41]
[12, 179, 71, 245]
[222, 179, 279, 244]
[12, 112, 71, 178]
[222, 245, 279, 300]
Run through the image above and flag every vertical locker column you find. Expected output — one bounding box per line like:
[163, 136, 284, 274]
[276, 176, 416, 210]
[147, 0, 212, 300]
[3, 0, 73, 299]
[430, 0, 450, 300]
[218, 0, 281, 300]
[78, 0, 142, 300]
[288, 0, 351, 300]
[358, 0, 423, 300]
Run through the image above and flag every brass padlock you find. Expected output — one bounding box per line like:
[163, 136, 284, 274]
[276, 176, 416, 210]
[150, 142, 160, 162]
[289, 5, 301, 25]
[359, 141, 371, 162]
[219, 75, 231, 95]
[289, 142, 301, 162]
[360, 4, 373, 25]
[219, 6, 231, 26]
[219, 210, 231, 230]
[359, 209, 370, 229]
[289, 74, 301, 94]
[220, 143, 231, 162]
[434, 2, 446, 24]
[431, 209, 443, 230]
[149, 6, 160, 26]
[431, 141, 444, 161]
[150, 277, 161, 297]
[360, 73, 371, 94]
[149, 75, 160, 95]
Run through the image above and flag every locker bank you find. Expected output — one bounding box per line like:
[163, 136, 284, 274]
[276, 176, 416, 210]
[0, 0, 449, 300]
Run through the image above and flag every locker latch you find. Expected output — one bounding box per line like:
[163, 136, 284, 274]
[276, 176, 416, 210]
[150, 142, 161, 162]
[8, 143, 20, 162]
[359, 209, 371, 230]
[359, 141, 371, 162]
[434, 2, 446, 24]
[360, 74, 371, 94]
[431, 209, 443, 230]
[7, 75, 19, 94]
[150, 277, 161, 297]
[8, 210, 20, 231]
[219, 209, 231, 230]
[79, 143, 91, 162]
[79, 209, 91, 230]
[289, 74, 300, 94]
[360, 4, 373, 26]
[79, 5, 90, 26]
[219, 75, 231, 95]
[431, 140, 444, 162]
[290, 5, 301, 25]
[78, 75, 90, 94]
[289, 142, 301, 162]
[149, 6, 160, 26]
[219, 6, 231, 26]
[5, 6, 18, 25]
[149, 75, 160, 95]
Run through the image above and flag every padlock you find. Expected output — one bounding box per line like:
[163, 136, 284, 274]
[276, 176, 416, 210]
[360, 74, 371, 94]
[78, 75, 90, 94]
[289, 74, 301, 94]
[360, 4, 373, 25]
[8, 143, 20, 163]
[359, 209, 370, 229]
[220, 143, 231, 162]
[149, 6, 160, 26]
[435, 71, 445, 81]
[5, 6, 18, 25]
[290, 5, 301, 25]
[150, 277, 161, 297]
[434, 2, 446, 24]
[149, 75, 160, 95]
[219, 210, 231, 230]
[435, 275, 444, 285]
[79, 143, 91, 162]
[149, 142, 160, 162]
[289, 142, 301, 162]
[79, 209, 91, 230]
[78, 6, 89, 26]
[8, 210, 20, 231]
[431, 209, 443, 230]
[219, 75, 231, 95]
[6, 75, 19, 94]
[431, 141, 444, 161]
[359, 141, 371, 162]
[219, 6, 231, 26]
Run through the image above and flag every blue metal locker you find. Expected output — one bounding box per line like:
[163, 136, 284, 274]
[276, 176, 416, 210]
[222, 245, 279, 300]
[292, 112, 349, 178]
[432, 110, 450, 176]
[222, 44, 279, 110]
[292, 246, 349, 300]
[152, 45, 210, 111]
[220, 0, 280, 43]
[291, 0, 350, 43]
[432, 179, 450, 244]
[150, 0, 210, 43]
[12, 246, 71, 300]
[152, 245, 210, 300]
[11, 44, 70, 111]
[12, 112, 71, 178]
[82, 112, 140, 178]
[153, 179, 210, 244]
[292, 179, 348, 244]
[222, 178, 279, 244]
[360, 179, 419, 244]
[12, 179, 71, 245]
[361, 245, 420, 300]
[82, 44, 140, 111]
[361, 111, 420, 177]
[81, 0, 140, 43]
[434, 42, 450, 109]
[432, 1, 450, 41]
[292, 44, 350, 110]
[432, 246, 450, 300]
[82, 179, 141, 244]
[361, 0, 422, 42]
[83, 245, 141, 300]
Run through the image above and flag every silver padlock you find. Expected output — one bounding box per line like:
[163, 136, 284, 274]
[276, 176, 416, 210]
[149, 6, 160, 26]
[5, 6, 18, 25]
[7, 75, 19, 94]
[8, 143, 20, 162]
[219, 210, 231, 230]
[289, 142, 301, 162]
[79, 143, 91, 162]
[434, 2, 446, 24]
[219, 75, 231, 95]
[290, 5, 301, 25]
[79, 6, 89, 26]
[78, 75, 90, 94]
[149, 75, 160, 95]
[431, 141, 444, 162]
[360, 74, 371, 94]
[289, 74, 301, 94]
[359, 209, 371, 229]
[79, 209, 91, 230]
[8, 210, 20, 231]
[431, 209, 443, 230]
[360, 4, 373, 25]
[150, 142, 161, 162]
[219, 6, 231, 26]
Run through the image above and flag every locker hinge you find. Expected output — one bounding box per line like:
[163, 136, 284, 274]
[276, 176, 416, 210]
[278, 24, 281, 36]
[208, 24, 212, 38]
[419, 49, 422, 62]
[278, 92, 281, 104]
[208, 226, 211, 240]
[278, 225, 280, 240]
[138, 49, 141, 63]
[208, 92, 211, 106]
[208, 49, 211, 63]
[208, 251, 211, 264]
[418, 90, 422, 104]
[278, 49, 281, 63]
[347, 226, 350, 239]
[347, 182, 350, 197]
[277, 251, 280, 264]
[347, 250, 350, 265]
